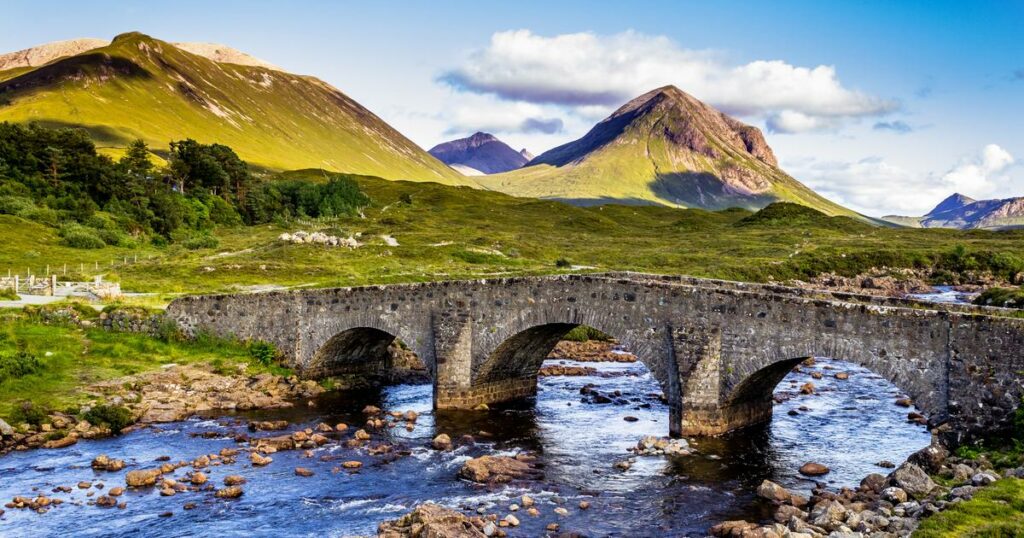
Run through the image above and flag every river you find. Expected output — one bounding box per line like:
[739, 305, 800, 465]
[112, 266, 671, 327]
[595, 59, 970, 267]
[0, 354, 930, 537]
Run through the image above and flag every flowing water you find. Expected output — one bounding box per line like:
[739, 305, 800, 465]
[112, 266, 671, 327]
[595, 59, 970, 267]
[0, 355, 930, 537]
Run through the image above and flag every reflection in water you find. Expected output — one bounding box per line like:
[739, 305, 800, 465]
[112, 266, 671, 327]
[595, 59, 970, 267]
[0, 358, 929, 537]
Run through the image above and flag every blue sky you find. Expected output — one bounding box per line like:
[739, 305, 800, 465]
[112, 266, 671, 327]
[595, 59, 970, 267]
[1, 0, 1021, 216]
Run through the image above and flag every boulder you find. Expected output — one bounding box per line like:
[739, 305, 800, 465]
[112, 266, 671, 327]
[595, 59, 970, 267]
[91, 455, 126, 472]
[378, 503, 486, 537]
[224, 475, 246, 486]
[432, 433, 452, 451]
[250, 452, 273, 466]
[887, 462, 937, 499]
[859, 473, 887, 493]
[880, 487, 908, 504]
[799, 462, 830, 476]
[809, 500, 846, 529]
[215, 486, 244, 499]
[125, 469, 162, 488]
[0, 418, 13, 437]
[294, 467, 314, 477]
[908, 443, 949, 474]
[971, 472, 999, 487]
[757, 480, 794, 503]
[458, 456, 533, 484]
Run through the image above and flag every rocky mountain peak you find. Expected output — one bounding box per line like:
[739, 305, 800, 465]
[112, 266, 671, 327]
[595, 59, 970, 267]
[927, 193, 977, 217]
[429, 132, 529, 175]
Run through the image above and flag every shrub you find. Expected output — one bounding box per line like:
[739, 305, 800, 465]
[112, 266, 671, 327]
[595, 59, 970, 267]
[0, 287, 18, 301]
[96, 228, 130, 247]
[83, 404, 134, 434]
[555, 258, 572, 268]
[183, 234, 219, 250]
[10, 401, 48, 426]
[0, 195, 35, 215]
[248, 340, 278, 366]
[0, 345, 43, 383]
[975, 287, 1024, 309]
[562, 325, 614, 342]
[63, 230, 106, 249]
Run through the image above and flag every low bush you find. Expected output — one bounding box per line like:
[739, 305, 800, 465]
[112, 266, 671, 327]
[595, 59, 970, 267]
[562, 325, 614, 342]
[183, 234, 220, 250]
[82, 404, 134, 434]
[0, 287, 18, 301]
[10, 401, 48, 426]
[975, 287, 1024, 309]
[62, 229, 106, 249]
[248, 340, 278, 366]
[0, 344, 43, 383]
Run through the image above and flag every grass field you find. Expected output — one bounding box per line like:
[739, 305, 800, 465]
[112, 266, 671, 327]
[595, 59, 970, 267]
[0, 308, 270, 422]
[2, 172, 1024, 303]
[914, 478, 1024, 537]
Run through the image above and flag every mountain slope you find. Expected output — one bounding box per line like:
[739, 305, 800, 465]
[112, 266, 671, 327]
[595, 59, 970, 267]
[429, 132, 529, 174]
[0, 32, 468, 184]
[478, 86, 856, 216]
[884, 193, 1024, 229]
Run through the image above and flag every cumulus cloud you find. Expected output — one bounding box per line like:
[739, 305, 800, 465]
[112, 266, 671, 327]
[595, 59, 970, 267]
[441, 29, 896, 133]
[440, 93, 566, 135]
[787, 144, 1018, 216]
[941, 144, 1014, 194]
[873, 120, 913, 134]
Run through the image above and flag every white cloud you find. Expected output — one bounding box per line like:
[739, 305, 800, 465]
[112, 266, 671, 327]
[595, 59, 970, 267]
[786, 144, 1019, 216]
[940, 143, 1014, 194]
[439, 93, 566, 136]
[441, 29, 896, 134]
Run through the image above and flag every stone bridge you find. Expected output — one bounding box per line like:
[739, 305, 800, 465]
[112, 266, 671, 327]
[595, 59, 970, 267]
[166, 273, 1024, 444]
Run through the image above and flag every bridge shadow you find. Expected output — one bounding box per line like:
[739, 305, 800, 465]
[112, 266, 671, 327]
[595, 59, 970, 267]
[308, 327, 429, 388]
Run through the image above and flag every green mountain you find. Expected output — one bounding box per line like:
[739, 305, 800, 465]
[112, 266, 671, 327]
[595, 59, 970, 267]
[0, 32, 470, 185]
[478, 86, 857, 216]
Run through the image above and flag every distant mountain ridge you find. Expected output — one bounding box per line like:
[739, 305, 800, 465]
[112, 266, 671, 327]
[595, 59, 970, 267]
[429, 132, 530, 174]
[883, 193, 1024, 229]
[0, 32, 468, 184]
[478, 85, 857, 217]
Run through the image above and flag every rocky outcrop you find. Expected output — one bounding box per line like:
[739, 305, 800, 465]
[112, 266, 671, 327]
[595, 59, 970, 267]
[378, 503, 486, 537]
[0, 38, 108, 70]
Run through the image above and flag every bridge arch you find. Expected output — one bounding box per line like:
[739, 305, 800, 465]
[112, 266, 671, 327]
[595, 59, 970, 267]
[305, 326, 429, 385]
[678, 326, 949, 436]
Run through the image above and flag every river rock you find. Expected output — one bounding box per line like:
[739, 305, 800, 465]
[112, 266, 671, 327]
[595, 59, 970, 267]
[710, 520, 759, 537]
[458, 456, 533, 484]
[295, 467, 314, 477]
[215, 486, 244, 499]
[224, 475, 246, 486]
[971, 471, 999, 486]
[190, 472, 208, 485]
[42, 435, 78, 449]
[757, 480, 795, 503]
[378, 503, 486, 537]
[342, 461, 362, 469]
[125, 469, 161, 488]
[432, 433, 452, 450]
[810, 500, 846, 528]
[800, 382, 815, 395]
[250, 452, 273, 466]
[881, 486, 908, 504]
[96, 495, 117, 508]
[248, 420, 289, 432]
[0, 419, 14, 437]
[108, 487, 124, 497]
[908, 443, 949, 474]
[859, 473, 887, 493]
[799, 462, 830, 476]
[951, 463, 974, 482]
[887, 462, 936, 499]
[91, 454, 126, 472]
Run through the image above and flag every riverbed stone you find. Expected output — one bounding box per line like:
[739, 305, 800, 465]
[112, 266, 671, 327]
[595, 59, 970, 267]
[887, 463, 936, 499]
[799, 462, 830, 476]
[432, 433, 452, 450]
[378, 503, 486, 537]
[458, 456, 533, 484]
[125, 469, 161, 488]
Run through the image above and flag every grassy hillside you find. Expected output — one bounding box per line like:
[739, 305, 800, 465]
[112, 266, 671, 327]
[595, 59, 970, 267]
[2, 171, 1023, 301]
[0, 32, 469, 185]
